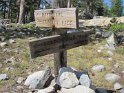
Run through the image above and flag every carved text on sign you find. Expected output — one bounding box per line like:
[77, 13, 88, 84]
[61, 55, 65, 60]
[34, 8, 78, 29]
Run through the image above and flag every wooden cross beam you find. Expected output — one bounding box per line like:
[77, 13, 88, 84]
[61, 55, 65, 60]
[29, 31, 89, 58]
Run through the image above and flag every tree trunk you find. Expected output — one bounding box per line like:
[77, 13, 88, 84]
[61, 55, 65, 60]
[67, 0, 72, 8]
[38, 0, 41, 9]
[8, 0, 11, 20]
[3, 3, 6, 19]
[18, 0, 25, 24]
[52, 0, 59, 8]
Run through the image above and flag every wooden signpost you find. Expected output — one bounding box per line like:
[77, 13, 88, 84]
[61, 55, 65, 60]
[29, 8, 91, 75]
[34, 8, 78, 29]
[29, 31, 88, 58]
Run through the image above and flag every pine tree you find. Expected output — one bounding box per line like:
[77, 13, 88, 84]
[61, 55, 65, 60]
[103, 3, 109, 16]
[110, 0, 123, 17]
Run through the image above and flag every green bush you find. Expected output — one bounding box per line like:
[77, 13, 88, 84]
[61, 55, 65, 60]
[109, 23, 124, 32]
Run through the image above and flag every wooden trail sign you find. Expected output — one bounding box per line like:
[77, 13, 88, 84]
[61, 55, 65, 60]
[29, 31, 89, 58]
[34, 8, 78, 29]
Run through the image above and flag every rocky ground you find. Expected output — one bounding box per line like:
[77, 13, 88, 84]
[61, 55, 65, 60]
[80, 16, 124, 27]
[0, 25, 124, 93]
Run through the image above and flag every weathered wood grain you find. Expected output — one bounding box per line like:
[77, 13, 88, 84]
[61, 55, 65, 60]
[29, 31, 88, 58]
[34, 8, 78, 29]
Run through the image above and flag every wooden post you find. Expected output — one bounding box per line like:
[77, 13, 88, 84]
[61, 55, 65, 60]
[52, 0, 67, 76]
[54, 51, 67, 75]
[53, 29, 67, 76]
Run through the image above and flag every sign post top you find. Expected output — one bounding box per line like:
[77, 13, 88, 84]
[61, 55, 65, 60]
[34, 8, 78, 29]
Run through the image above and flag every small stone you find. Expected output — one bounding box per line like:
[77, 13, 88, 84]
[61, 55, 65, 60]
[56, 67, 79, 88]
[17, 77, 24, 84]
[0, 42, 8, 47]
[97, 50, 102, 53]
[37, 86, 55, 93]
[0, 74, 9, 80]
[114, 83, 123, 90]
[95, 88, 114, 93]
[114, 63, 120, 68]
[5, 57, 16, 64]
[50, 79, 60, 91]
[120, 89, 124, 93]
[99, 46, 104, 50]
[0, 36, 5, 41]
[61, 85, 95, 93]
[17, 86, 23, 92]
[9, 39, 16, 44]
[5, 67, 14, 71]
[91, 65, 105, 72]
[74, 70, 88, 79]
[79, 74, 91, 87]
[105, 73, 120, 82]
[107, 50, 113, 56]
[106, 33, 117, 50]
[24, 67, 52, 89]
[122, 71, 124, 74]
[3, 48, 9, 52]
[108, 57, 112, 61]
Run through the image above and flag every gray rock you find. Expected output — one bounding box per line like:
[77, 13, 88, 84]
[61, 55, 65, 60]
[0, 74, 9, 80]
[79, 74, 91, 87]
[16, 86, 23, 91]
[114, 63, 120, 68]
[120, 89, 124, 93]
[37, 86, 55, 93]
[56, 67, 79, 88]
[106, 33, 118, 50]
[114, 83, 123, 90]
[108, 57, 113, 61]
[61, 85, 95, 93]
[17, 77, 24, 84]
[49, 79, 60, 91]
[74, 70, 88, 79]
[0, 42, 7, 47]
[107, 50, 113, 57]
[102, 31, 112, 38]
[0, 36, 5, 41]
[97, 50, 102, 53]
[105, 73, 120, 82]
[5, 67, 14, 71]
[95, 88, 115, 93]
[5, 57, 16, 64]
[122, 71, 124, 74]
[91, 65, 105, 72]
[3, 48, 9, 52]
[107, 33, 118, 45]
[95, 28, 102, 38]
[9, 39, 16, 44]
[24, 67, 52, 89]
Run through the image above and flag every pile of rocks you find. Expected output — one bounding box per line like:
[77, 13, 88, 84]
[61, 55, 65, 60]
[24, 67, 95, 93]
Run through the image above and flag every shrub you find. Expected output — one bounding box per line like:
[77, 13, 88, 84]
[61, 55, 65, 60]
[109, 23, 124, 32]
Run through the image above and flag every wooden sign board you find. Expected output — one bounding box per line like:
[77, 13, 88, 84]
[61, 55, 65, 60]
[29, 31, 89, 58]
[34, 8, 78, 29]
